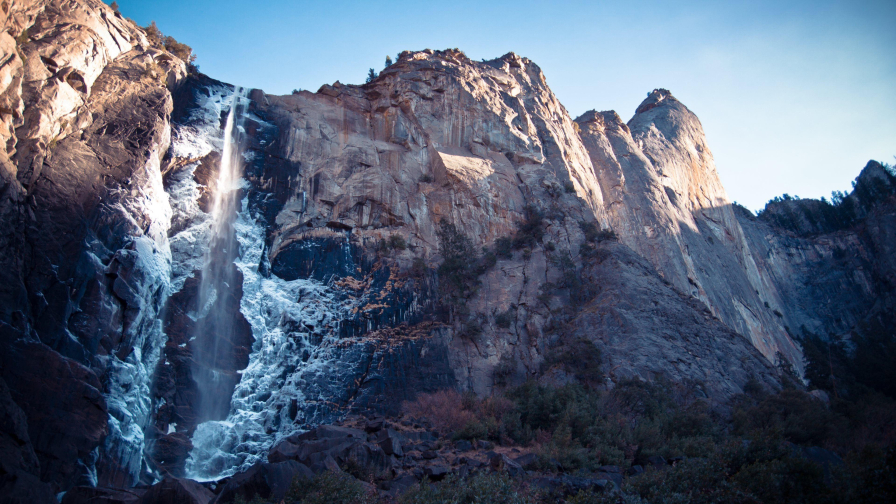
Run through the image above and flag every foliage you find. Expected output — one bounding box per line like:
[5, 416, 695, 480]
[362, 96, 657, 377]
[436, 220, 481, 312]
[380, 234, 407, 253]
[399, 378, 896, 502]
[385, 55, 393, 67]
[512, 205, 545, 249]
[410, 257, 428, 278]
[800, 312, 896, 400]
[285, 471, 372, 504]
[541, 339, 602, 384]
[757, 162, 896, 234]
[400, 473, 535, 504]
[494, 307, 514, 328]
[366, 68, 378, 83]
[142, 21, 196, 67]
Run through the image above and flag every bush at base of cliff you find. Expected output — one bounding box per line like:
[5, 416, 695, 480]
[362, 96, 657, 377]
[399, 473, 535, 504]
[284, 471, 373, 504]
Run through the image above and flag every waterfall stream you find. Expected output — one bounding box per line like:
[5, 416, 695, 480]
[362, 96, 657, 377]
[191, 87, 249, 423]
[176, 85, 353, 481]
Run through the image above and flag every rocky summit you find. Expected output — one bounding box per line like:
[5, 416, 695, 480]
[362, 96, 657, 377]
[1, 1, 895, 502]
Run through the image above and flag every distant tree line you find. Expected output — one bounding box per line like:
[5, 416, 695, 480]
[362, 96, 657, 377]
[756, 161, 896, 235]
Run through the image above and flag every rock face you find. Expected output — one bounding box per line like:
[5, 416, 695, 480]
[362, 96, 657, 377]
[1, 0, 895, 493]
[575, 92, 800, 370]
[0, 0, 187, 492]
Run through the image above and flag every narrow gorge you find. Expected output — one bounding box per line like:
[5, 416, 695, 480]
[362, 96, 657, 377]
[1, 1, 894, 501]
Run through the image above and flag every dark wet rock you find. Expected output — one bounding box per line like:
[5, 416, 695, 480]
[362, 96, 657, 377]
[454, 440, 473, 452]
[269, 424, 388, 476]
[0, 377, 40, 479]
[365, 416, 385, 433]
[61, 486, 144, 504]
[213, 461, 314, 504]
[0, 339, 107, 491]
[421, 450, 437, 460]
[0, 471, 56, 504]
[424, 465, 451, 481]
[147, 432, 193, 479]
[375, 428, 404, 457]
[308, 454, 341, 475]
[488, 453, 525, 477]
[140, 478, 214, 504]
[595, 470, 623, 490]
[513, 453, 539, 469]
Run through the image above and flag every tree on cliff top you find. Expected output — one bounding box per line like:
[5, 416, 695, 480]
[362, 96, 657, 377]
[142, 21, 196, 66]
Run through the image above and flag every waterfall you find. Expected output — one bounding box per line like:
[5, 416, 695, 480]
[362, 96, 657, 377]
[181, 85, 350, 482]
[190, 87, 249, 424]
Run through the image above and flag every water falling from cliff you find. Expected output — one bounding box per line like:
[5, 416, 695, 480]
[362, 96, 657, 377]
[191, 87, 251, 423]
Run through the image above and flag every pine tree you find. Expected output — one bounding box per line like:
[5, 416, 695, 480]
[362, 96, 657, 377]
[385, 55, 393, 67]
[366, 68, 377, 83]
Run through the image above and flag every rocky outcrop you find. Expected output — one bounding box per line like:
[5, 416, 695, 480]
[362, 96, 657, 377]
[575, 92, 801, 370]
[0, 0, 188, 491]
[738, 162, 896, 339]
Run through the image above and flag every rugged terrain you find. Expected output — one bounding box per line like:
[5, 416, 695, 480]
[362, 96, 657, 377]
[0, 0, 894, 500]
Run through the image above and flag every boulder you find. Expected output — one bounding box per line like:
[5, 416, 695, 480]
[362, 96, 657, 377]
[140, 478, 214, 504]
[375, 428, 403, 457]
[62, 486, 144, 504]
[424, 466, 450, 481]
[213, 461, 314, 503]
[364, 417, 385, 433]
[513, 453, 539, 469]
[488, 453, 525, 477]
[0, 470, 57, 504]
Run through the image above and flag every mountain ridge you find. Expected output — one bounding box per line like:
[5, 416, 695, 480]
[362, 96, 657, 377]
[0, 0, 893, 495]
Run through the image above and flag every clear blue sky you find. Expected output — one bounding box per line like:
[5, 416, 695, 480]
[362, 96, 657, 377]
[111, 0, 896, 211]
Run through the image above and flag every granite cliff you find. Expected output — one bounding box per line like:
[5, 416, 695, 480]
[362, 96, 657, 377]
[0, 0, 894, 498]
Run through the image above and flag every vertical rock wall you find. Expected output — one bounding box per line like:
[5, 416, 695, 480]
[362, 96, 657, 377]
[0, 0, 186, 491]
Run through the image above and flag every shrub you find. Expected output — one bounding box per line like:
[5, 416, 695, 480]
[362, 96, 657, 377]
[402, 389, 474, 434]
[142, 21, 196, 64]
[400, 473, 534, 504]
[285, 471, 372, 504]
[512, 205, 544, 249]
[410, 257, 428, 278]
[419, 173, 434, 183]
[731, 388, 839, 445]
[494, 308, 514, 328]
[436, 220, 480, 310]
[495, 236, 513, 259]
[389, 234, 407, 250]
[541, 338, 602, 385]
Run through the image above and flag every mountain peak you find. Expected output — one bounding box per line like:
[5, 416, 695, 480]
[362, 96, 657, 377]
[634, 88, 678, 115]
